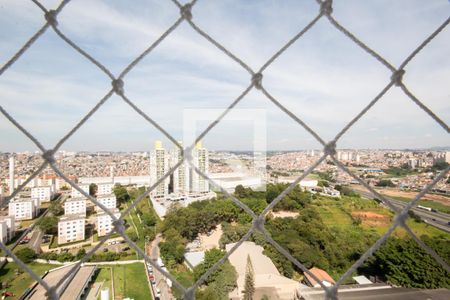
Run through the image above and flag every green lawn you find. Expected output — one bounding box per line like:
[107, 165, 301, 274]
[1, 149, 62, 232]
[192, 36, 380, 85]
[93, 267, 112, 300]
[0, 262, 57, 299]
[314, 194, 450, 239]
[315, 205, 353, 227]
[112, 263, 152, 300]
[93, 263, 152, 300]
[392, 219, 450, 239]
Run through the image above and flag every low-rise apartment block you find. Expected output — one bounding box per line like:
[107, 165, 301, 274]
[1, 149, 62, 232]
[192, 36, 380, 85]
[58, 214, 85, 244]
[31, 185, 54, 202]
[71, 184, 90, 198]
[0, 222, 8, 244]
[64, 197, 87, 216]
[95, 194, 117, 212]
[96, 208, 121, 237]
[8, 198, 38, 220]
[0, 216, 16, 243]
[97, 182, 114, 195]
[0, 216, 16, 242]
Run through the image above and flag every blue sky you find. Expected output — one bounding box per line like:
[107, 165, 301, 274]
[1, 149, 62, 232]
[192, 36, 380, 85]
[0, 0, 449, 152]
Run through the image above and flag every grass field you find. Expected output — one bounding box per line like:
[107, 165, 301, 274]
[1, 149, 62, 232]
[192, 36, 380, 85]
[94, 263, 152, 300]
[0, 262, 57, 299]
[314, 195, 450, 239]
[92, 267, 112, 299]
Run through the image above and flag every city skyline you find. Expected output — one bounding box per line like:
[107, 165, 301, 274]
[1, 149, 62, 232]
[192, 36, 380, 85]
[1, 0, 449, 151]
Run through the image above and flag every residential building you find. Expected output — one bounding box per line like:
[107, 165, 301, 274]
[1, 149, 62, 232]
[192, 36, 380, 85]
[0, 216, 16, 242]
[64, 197, 87, 216]
[0, 222, 7, 244]
[31, 185, 54, 202]
[97, 182, 114, 195]
[71, 184, 90, 198]
[170, 142, 189, 194]
[96, 208, 121, 237]
[95, 194, 117, 212]
[190, 141, 209, 193]
[58, 214, 85, 244]
[8, 198, 38, 220]
[149, 140, 169, 197]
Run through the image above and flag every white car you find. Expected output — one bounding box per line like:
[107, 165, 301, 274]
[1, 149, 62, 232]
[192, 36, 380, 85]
[156, 288, 161, 297]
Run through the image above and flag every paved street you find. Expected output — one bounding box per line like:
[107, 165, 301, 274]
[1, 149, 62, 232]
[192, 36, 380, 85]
[147, 234, 174, 300]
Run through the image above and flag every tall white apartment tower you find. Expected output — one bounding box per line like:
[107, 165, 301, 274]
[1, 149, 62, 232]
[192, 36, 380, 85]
[190, 141, 209, 193]
[149, 140, 169, 197]
[170, 142, 189, 194]
[9, 156, 14, 195]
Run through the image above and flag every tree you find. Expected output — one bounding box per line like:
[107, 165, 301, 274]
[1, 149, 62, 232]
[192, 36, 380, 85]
[48, 201, 63, 216]
[76, 248, 86, 260]
[15, 248, 36, 263]
[142, 213, 157, 227]
[89, 183, 98, 196]
[243, 255, 255, 300]
[376, 179, 395, 187]
[125, 228, 138, 242]
[113, 184, 130, 204]
[36, 216, 58, 234]
[57, 252, 74, 262]
[360, 237, 450, 288]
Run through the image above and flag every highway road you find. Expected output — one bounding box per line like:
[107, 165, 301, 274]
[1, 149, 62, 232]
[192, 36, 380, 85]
[356, 189, 450, 233]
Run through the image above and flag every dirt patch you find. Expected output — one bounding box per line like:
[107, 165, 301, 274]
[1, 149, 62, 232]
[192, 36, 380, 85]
[271, 211, 300, 218]
[199, 223, 223, 251]
[352, 211, 390, 227]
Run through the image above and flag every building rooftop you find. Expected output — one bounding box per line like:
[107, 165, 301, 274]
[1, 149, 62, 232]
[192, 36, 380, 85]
[26, 264, 96, 300]
[59, 214, 85, 221]
[226, 241, 300, 300]
[65, 197, 87, 202]
[96, 208, 120, 216]
[299, 285, 450, 300]
[304, 267, 336, 287]
[96, 193, 116, 198]
[184, 251, 205, 269]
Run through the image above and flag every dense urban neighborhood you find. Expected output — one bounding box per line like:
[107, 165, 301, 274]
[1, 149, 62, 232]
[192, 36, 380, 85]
[0, 147, 449, 299]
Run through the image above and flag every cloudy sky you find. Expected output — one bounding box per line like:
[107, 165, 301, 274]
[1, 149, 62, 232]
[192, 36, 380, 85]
[0, 0, 449, 152]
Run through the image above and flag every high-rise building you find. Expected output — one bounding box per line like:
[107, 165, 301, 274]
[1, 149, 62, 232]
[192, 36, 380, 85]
[190, 141, 209, 193]
[170, 142, 189, 194]
[149, 140, 169, 197]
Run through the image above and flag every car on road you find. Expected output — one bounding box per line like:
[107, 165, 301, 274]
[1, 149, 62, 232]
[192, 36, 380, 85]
[156, 288, 161, 297]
